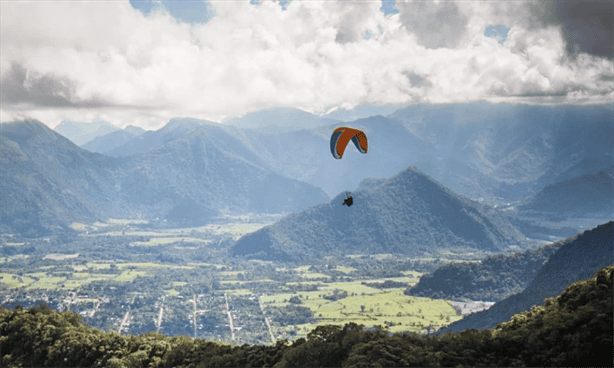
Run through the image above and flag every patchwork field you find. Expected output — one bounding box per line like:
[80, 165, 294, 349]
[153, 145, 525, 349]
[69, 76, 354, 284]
[258, 275, 463, 336]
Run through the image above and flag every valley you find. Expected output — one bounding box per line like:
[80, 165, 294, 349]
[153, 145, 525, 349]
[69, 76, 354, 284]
[0, 215, 496, 346]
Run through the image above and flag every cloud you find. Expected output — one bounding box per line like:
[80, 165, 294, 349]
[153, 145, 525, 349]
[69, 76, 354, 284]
[529, 0, 613, 59]
[1, 0, 612, 129]
[396, 0, 468, 49]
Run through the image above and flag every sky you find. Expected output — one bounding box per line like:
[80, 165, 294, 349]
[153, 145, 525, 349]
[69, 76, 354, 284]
[1, 0, 612, 130]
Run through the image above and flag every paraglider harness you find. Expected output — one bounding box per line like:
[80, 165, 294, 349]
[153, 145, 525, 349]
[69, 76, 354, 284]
[342, 192, 353, 207]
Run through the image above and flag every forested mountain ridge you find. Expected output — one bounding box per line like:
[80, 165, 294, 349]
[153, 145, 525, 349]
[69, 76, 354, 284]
[232, 166, 529, 263]
[406, 239, 564, 302]
[438, 221, 614, 334]
[2, 265, 611, 367]
[0, 121, 128, 235]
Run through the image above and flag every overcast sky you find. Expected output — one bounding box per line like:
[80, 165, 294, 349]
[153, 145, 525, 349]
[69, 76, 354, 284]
[1, 0, 612, 129]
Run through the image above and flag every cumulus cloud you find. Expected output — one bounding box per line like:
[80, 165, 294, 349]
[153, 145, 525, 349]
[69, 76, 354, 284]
[1, 0, 612, 129]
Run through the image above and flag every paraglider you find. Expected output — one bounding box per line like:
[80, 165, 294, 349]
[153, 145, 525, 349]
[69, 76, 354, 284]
[330, 127, 368, 159]
[342, 192, 353, 207]
[330, 127, 367, 207]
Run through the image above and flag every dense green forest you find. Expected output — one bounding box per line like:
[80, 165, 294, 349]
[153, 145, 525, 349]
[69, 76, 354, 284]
[1, 265, 611, 367]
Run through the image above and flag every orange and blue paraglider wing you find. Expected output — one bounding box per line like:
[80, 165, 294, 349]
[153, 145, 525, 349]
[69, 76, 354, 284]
[330, 127, 368, 159]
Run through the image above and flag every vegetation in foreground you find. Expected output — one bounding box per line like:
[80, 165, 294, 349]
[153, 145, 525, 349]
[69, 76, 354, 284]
[1, 265, 611, 367]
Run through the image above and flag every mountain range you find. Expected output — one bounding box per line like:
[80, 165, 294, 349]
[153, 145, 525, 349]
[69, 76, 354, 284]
[388, 103, 614, 202]
[5, 103, 612, 236]
[438, 220, 614, 334]
[222, 107, 340, 131]
[64, 103, 613, 213]
[0, 120, 329, 235]
[231, 166, 530, 263]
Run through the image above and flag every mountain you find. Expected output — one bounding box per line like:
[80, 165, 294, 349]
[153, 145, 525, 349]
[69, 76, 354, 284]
[388, 103, 614, 202]
[0, 121, 127, 236]
[519, 169, 614, 216]
[1, 120, 330, 235]
[322, 103, 409, 122]
[231, 166, 530, 263]
[223, 107, 340, 131]
[81, 126, 145, 155]
[54, 119, 120, 146]
[438, 221, 614, 334]
[115, 119, 330, 218]
[405, 240, 564, 302]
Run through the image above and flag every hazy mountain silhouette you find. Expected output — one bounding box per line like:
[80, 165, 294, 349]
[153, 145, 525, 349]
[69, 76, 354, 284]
[1, 120, 329, 235]
[54, 119, 120, 146]
[223, 107, 340, 131]
[322, 103, 409, 122]
[232, 166, 529, 263]
[519, 169, 614, 216]
[81, 125, 145, 154]
[438, 221, 614, 333]
[116, 119, 329, 217]
[388, 103, 614, 202]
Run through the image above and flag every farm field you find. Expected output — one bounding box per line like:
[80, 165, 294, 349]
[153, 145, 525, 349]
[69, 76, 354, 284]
[1, 216, 492, 344]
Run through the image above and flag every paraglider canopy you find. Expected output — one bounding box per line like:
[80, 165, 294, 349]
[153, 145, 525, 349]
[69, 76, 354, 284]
[330, 127, 368, 159]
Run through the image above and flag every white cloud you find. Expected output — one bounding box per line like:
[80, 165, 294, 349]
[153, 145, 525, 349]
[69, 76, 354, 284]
[1, 0, 612, 129]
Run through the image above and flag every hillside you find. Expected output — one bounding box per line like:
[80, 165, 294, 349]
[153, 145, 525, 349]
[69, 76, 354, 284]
[0, 121, 127, 236]
[81, 125, 145, 154]
[405, 240, 564, 302]
[0, 120, 329, 235]
[519, 169, 614, 216]
[1, 265, 611, 367]
[116, 121, 330, 218]
[232, 166, 529, 263]
[438, 221, 613, 334]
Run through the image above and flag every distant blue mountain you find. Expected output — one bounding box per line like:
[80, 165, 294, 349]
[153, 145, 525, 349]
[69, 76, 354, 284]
[322, 103, 409, 122]
[231, 166, 529, 263]
[223, 107, 340, 131]
[520, 169, 614, 216]
[54, 119, 120, 146]
[1, 120, 329, 235]
[82, 125, 145, 154]
[388, 103, 614, 202]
